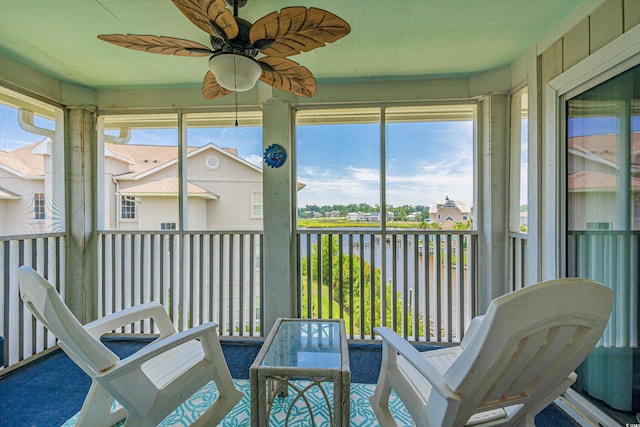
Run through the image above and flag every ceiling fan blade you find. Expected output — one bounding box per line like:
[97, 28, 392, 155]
[98, 34, 212, 56]
[203, 71, 233, 99]
[172, 0, 238, 40]
[258, 57, 316, 98]
[249, 7, 350, 58]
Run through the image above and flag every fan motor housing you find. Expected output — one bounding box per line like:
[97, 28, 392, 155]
[225, 0, 248, 8]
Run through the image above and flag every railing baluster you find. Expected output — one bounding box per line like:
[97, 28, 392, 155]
[402, 234, 408, 339]
[338, 234, 344, 322]
[422, 233, 430, 340]
[305, 234, 312, 318]
[359, 233, 365, 339]
[391, 234, 398, 336]
[238, 234, 245, 335]
[317, 233, 323, 319]
[328, 234, 333, 319]
[445, 234, 452, 342]
[249, 234, 255, 335]
[226, 234, 232, 335]
[456, 234, 464, 342]
[369, 234, 376, 338]
[348, 234, 354, 339]
[434, 233, 441, 342]
[412, 234, 419, 341]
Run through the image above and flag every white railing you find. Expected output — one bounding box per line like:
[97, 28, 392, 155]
[2, 228, 484, 370]
[296, 229, 479, 343]
[98, 231, 263, 337]
[0, 233, 65, 369]
[508, 232, 528, 291]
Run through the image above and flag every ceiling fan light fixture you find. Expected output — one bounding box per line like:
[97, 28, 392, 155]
[208, 53, 261, 92]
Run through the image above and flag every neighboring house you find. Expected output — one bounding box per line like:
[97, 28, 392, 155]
[105, 142, 264, 231]
[0, 139, 266, 234]
[0, 139, 52, 236]
[429, 196, 472, 230]
[567, 131, 640, 230]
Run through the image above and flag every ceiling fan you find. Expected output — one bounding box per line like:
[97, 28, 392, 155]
[98, 0, 350, 99]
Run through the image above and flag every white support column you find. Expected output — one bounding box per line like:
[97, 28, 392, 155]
[478, 94, 510, 312]
[526, 46, 542, 284]
[262, 98, 296, 332]
[65, 106, 99, 323]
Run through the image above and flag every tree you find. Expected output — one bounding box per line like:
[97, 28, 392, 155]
[301, 235, 424, 336]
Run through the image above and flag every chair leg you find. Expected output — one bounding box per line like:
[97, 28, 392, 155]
[192, 333, 245, 426]
[369, 367, 397, 427]
[75, 380, 127, 427]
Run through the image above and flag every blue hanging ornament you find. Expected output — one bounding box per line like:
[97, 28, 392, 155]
[263, 144, 287, 168]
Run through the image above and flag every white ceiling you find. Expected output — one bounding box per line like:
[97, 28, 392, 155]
[0, 0, 591, 92]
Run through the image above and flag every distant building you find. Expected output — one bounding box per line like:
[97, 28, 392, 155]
[346, 212, 361, 221]
[406, 212, 422, 222]
[429, 196, 472, 230]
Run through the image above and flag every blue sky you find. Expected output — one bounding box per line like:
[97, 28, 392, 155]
[0, 104, 54, 150]
[2, 102, 475, 208]
[296, 121, 474, 207]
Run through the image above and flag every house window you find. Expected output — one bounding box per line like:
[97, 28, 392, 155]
[205, 156, 220, 170]
[33, 193, 45, 220]
[252, 192, 263, 218]
[121, 196, 136, 219]
[444, 215, 454, 221]
[160, 222, 176, 230]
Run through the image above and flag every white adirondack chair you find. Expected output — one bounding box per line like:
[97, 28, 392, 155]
[369, 278, 614, 427]
[18, 265, 243, 427]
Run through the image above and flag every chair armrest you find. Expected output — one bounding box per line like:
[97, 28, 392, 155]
[84, 302, 176, 340]
[99, 321, 220, 379]
[375, 327, 459, 401]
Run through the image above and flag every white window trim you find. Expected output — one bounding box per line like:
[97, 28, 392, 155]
[33, 192, 45, 221]
[120, 195, 137, 221]
[251, 191, 263, 219]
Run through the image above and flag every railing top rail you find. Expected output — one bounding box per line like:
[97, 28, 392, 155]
[508, 232, 528, 239]
[98, 230, 263, 236]
[296, 228, 478, 236]
[0, 232, 66, 242]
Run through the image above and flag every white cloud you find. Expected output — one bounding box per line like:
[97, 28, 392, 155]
[245, 154, 263, 168]
[297, 161, 473, 208]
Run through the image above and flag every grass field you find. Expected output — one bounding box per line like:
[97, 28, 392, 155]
[298, 218, 424, 229]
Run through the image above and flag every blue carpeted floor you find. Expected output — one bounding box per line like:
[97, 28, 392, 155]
[0, 338, 579, 426]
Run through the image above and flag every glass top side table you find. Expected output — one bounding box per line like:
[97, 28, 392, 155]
[250, 318, 350, 426]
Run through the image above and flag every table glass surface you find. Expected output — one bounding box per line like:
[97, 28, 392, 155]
[262, 320, 342, 369]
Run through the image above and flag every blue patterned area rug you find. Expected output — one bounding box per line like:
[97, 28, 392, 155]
[62, 380, 412, 426]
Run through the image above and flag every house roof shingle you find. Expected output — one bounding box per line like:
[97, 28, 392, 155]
[119, 177, 218, 199]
